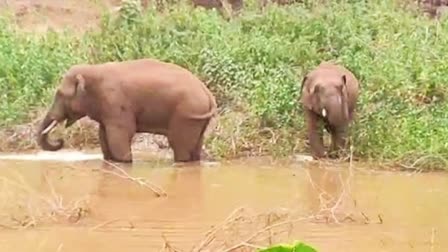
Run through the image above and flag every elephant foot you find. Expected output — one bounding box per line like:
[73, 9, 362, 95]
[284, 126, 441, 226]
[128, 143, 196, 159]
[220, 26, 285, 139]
[102, 156, 133, 164]
[173, 149, 214, 166]
[311, 150, 327, 160]
[102, 153, 113, 161]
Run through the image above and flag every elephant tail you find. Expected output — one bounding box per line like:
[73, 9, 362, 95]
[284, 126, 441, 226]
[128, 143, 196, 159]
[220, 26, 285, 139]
[188, 83, 218, 120]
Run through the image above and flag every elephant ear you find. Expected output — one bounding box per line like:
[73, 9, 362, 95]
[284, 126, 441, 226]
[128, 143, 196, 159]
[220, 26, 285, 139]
[342, 74, 347, 87]
[300, 74, 320, 96]
[339, 75, 350, 119]
[339, 74, 348, 96]
[59, 73, 86, 98]
[310, 82, 320, 95]
[75, 74, 87, 93]
[300, 76, 320, 111]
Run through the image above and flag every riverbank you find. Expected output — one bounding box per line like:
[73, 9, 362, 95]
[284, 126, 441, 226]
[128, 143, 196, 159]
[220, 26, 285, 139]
[0, 0, 447, 170]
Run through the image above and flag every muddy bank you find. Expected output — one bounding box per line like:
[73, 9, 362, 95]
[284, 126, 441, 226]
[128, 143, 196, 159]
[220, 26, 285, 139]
[2, 116, 445, 173]
[0, 111, 305, 163]
[0, 117, 173, 154]
[0, 0, 122, 33]
[0, 154, 446, 251]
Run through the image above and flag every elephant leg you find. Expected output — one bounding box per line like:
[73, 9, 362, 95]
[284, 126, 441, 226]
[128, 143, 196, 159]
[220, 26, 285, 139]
[104, 124, 135, 163]
[99, 124, 113, 161]
[189, 133, 204, 162]
[191, 118, 212, 161]
[329, 125, 348, 159]
[305, 110, 326, 159]
[168, 116, 208, 163]
[191, 119, 210, 161]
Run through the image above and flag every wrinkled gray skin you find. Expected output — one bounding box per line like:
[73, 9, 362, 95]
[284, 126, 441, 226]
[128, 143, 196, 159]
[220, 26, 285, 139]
[37, 58, 217, 163]
[299, 62, 360, 159]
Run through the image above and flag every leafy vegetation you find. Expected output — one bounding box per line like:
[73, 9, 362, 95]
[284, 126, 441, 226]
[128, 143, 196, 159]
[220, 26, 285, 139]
[260, 241, 318, 252]
[0, 0, 447, 169]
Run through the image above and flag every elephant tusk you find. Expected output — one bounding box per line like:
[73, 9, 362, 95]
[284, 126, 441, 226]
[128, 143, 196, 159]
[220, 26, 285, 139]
[322, 108, 327, 117]
[41, 120, 58, 135]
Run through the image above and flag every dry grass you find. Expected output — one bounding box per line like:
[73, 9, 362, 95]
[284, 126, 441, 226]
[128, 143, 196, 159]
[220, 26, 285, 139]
[0, 158, 167, 229]
[157, 152, 380, 252]
[303, 148, 369, 225]
[98, 160, 168, 197]
[0, 109, 297, 164]
[0, 114, 173, 156]
[0, 116, 99, 152]
[206, 110, 306, 159]
[0, 171, 90, 229]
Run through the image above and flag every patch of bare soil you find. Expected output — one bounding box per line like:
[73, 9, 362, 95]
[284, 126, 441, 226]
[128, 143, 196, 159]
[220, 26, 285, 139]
[0, 0, 124, 33]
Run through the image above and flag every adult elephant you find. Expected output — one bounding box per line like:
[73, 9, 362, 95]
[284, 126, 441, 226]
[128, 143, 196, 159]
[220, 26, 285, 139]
[299, 62, 360, 159]
[37, 58, 217, 163]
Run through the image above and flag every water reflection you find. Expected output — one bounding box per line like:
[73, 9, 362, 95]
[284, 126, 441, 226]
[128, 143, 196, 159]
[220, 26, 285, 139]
[0, 154, 446, 251]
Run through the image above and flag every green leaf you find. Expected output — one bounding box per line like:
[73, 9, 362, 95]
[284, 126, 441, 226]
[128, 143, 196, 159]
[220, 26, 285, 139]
[259, 241, 318, 252]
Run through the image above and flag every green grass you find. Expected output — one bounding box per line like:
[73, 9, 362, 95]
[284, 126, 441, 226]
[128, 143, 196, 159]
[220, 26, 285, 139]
[0, 0, 447, 170]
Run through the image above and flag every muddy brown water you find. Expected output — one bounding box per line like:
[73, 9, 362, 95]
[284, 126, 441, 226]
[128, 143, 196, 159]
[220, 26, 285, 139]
[0, 150, 447, 252]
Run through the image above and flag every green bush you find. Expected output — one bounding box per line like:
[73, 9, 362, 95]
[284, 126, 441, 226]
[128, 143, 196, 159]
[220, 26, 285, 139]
[0, 1, 447, 169]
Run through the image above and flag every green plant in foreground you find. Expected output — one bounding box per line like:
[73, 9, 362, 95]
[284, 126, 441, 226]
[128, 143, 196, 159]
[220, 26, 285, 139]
[259, 241, 318, 252]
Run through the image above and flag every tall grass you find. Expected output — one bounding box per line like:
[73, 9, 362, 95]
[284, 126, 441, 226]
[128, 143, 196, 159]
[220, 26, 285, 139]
[0, 0, 447, 169]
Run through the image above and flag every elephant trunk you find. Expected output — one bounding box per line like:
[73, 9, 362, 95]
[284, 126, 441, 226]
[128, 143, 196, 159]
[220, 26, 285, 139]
[323, 94, 349, 127]
[37, 114, 64, 151]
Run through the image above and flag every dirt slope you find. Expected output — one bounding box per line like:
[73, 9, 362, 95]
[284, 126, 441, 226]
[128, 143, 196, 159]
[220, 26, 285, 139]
[0, 0, 123, 32]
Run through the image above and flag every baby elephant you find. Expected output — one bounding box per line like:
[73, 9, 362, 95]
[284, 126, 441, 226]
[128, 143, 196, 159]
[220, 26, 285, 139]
[299, 62, 360, 159]
[37, 58, 217, 164]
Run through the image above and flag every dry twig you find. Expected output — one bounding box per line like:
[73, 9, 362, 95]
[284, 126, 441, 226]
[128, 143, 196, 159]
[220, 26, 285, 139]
[191, 206, 247, 252]
[302, 145, 375, 225]
[99, 160, 167, 197]
[0, 171, 90, 229]
[161, 233, 183, 252]
[221, 215, 317, 252]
